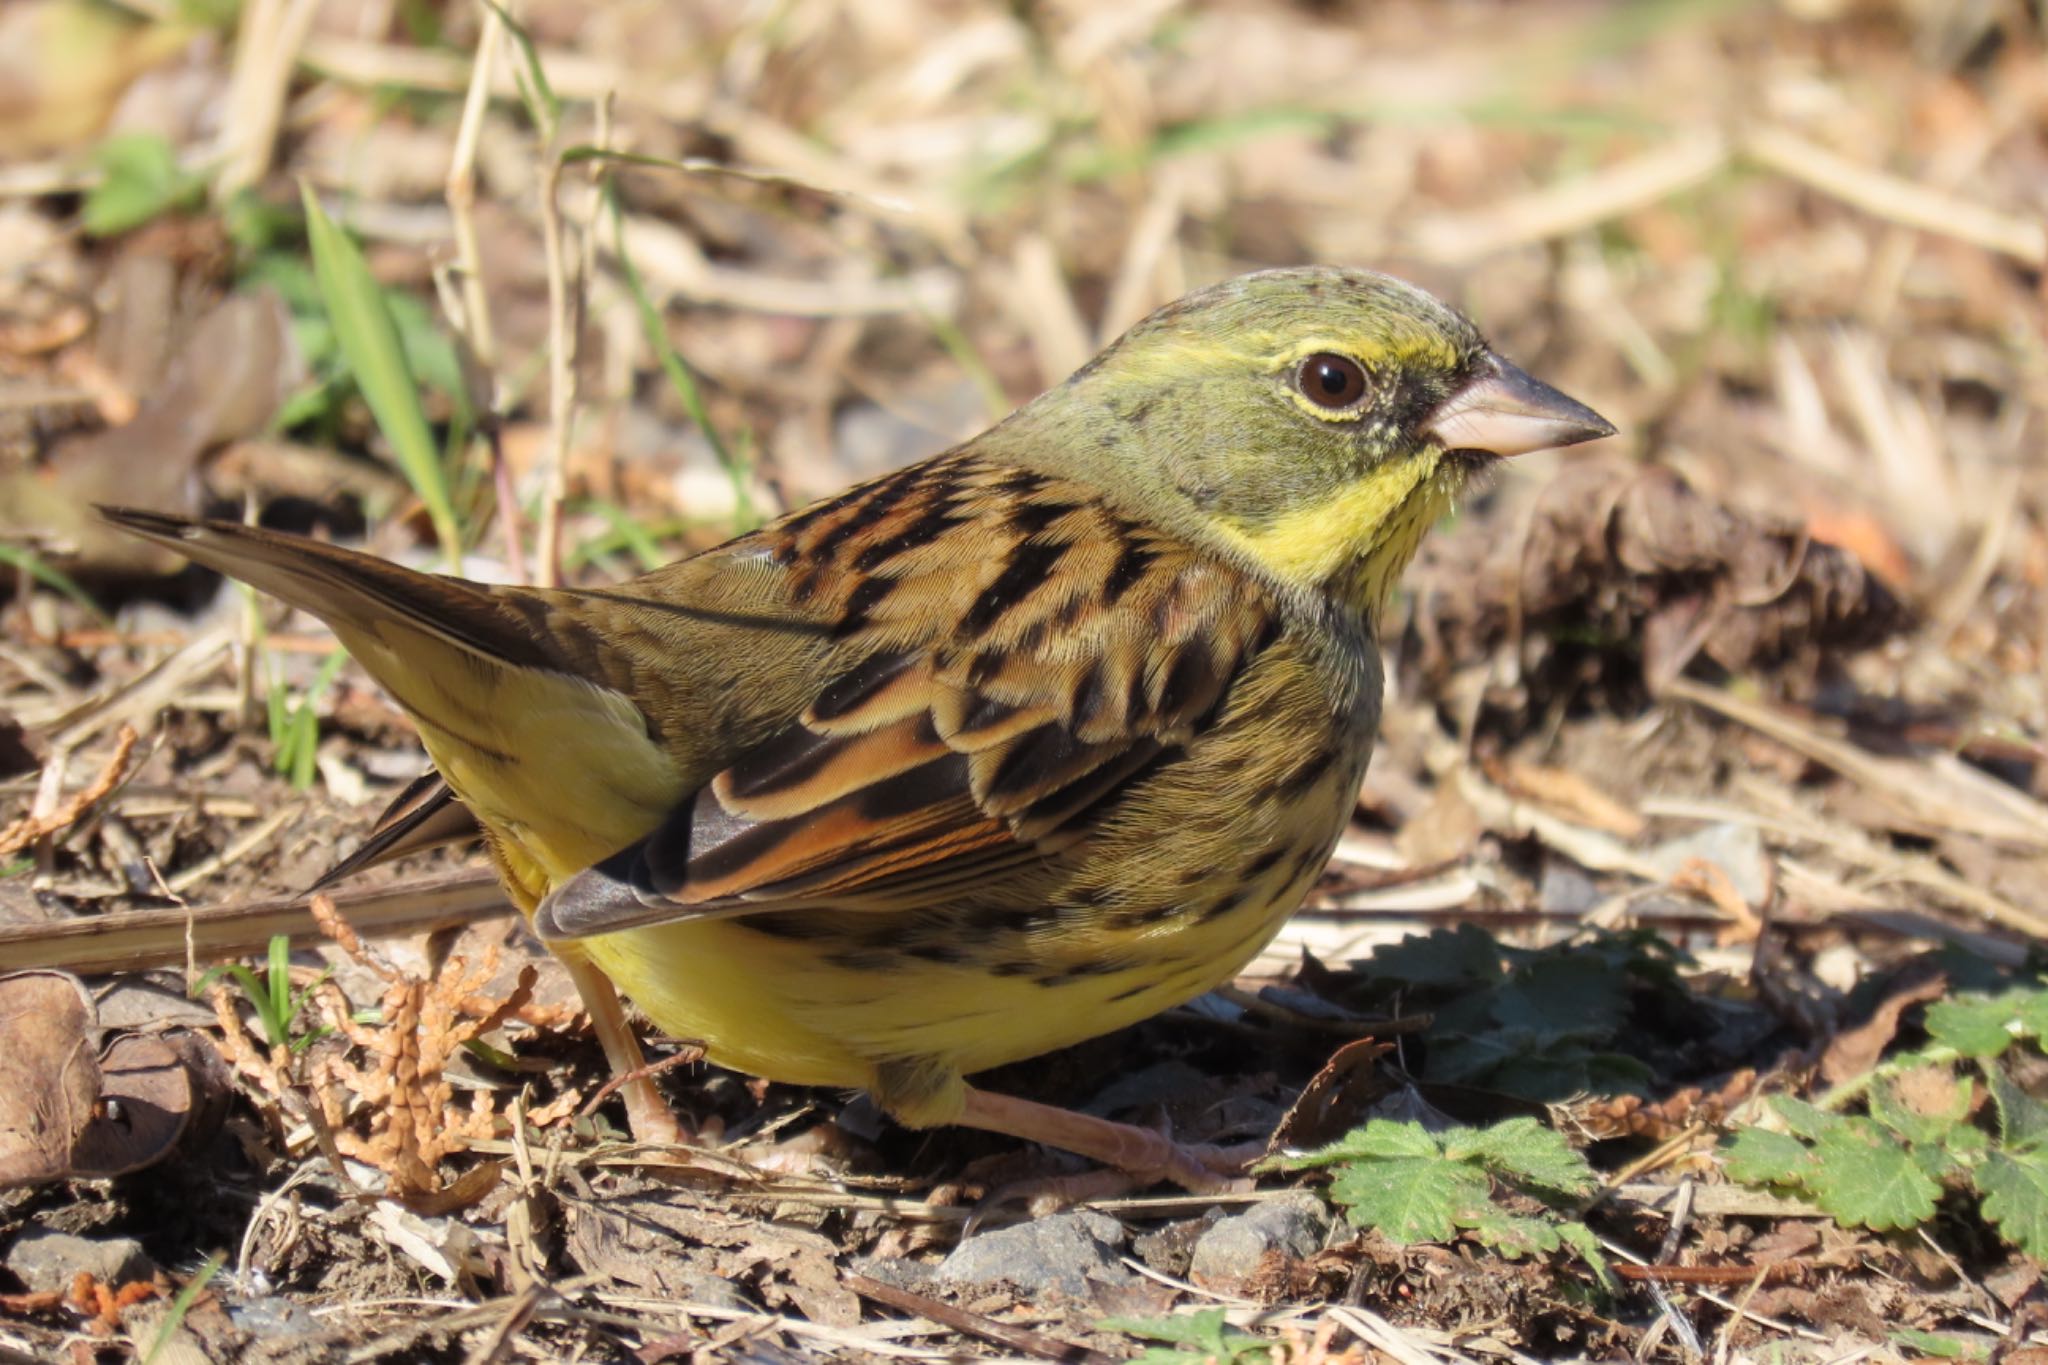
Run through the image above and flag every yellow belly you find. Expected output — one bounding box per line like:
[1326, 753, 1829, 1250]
[576, 838, 1324, 1104]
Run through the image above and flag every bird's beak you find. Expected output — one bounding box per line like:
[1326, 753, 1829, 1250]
[1424, 354, 1615, 457]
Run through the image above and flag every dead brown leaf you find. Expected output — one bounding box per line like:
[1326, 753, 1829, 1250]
[0, 970, 97, 1185]
[1268, 1037, 1397, 1152]
[0, 969, 225, 1185]
[1819, 968, 1949, 1086]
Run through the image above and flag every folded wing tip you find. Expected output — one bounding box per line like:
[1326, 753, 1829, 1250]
[534, 853, 655, 940]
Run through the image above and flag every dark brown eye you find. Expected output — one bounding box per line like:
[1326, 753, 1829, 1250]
[1297, 353, 1367, 409]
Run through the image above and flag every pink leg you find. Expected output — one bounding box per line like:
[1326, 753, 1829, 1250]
[957, 1086, 1263, 1193]
[559, 951, 689, 1146]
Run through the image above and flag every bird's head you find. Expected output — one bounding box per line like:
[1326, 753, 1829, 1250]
[1005, 266, 1614, 616]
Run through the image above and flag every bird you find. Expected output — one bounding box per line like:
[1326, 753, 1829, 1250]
[103, 266, 1613, 1188]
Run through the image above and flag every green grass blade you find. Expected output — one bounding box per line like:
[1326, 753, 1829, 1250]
[142, 1252, 225, 1365]
[0, 543, 110, 624]
[267, 935, 293, 1033]
[602, 182, 748, 517]
[300, 184, 463, 568]
[478, 0, 560, 131]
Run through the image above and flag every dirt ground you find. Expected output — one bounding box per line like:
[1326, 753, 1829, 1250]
[1, 0, 2045, 1361]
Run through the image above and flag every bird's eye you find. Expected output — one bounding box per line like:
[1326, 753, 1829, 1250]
[1297, 353, 1368, 409]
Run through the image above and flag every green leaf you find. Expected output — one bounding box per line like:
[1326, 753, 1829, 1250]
[1767, 1095, 1845, 1142]
[1328, 1155, 1488, 1244]
[300, 185, 462, 567]
[2016, 988, 2048, 1046]
[1889, 1327, 1971, 1359]
[193, 962, 288, 1050]
[83, 133, 202, 237]
[1098, 1309, 1266, 1364]
[1986, 1064, 2048, 1152]
[1869, 1074, 1970, 1149]
[1553, 1221, 1621, 1294]
[1274, 1118, 1441, 1170]
[267, 935, 293, 1030]
[1977, 1149, 2048, 1260]
[1926, 994, 2022, 1059]
[1442, 1117, 1597, 1199]
[1461, 1204, 1564, 1258]
[1361, 925, 1505, 988]
[1490, 954, 1628, 1044]
[1723, 1126, 1816, 1187]
[1807, 1118, 1942, 1231]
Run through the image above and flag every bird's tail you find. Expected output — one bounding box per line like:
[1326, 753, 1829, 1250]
[100, 507, 681, 881]
[97, 508, 563, 674]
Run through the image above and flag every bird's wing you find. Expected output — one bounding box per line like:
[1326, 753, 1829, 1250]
[310, 771, 477, 891]
[535, 455, 1285, 939]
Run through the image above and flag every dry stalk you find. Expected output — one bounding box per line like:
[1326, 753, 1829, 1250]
[526, 64, 576, 588]
[216, 0, 323, 198]
[441, 3, 529, 583]
[0, 723, 137, 858]
[444, 3, 504, 374]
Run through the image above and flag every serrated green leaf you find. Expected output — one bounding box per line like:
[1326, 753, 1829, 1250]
[1926, 994, 2021, 1059]
[1985, 1064, 2048, 1152]
[1328, 1156, 1488, 1244]
[1723, 1126, 1816, 1187]
[1491, 954, 1629, 1043]
[1767, 1094, 1845, 1141]
[1977, 1149, 2048, 1260]
[1461, 1205, 1565, 1258]
[1274, 1118, 1441, 1170]
[1443, 1117, 1597, 1199]
[1909, 1133, 1968, 1183]
[1807, 1118, 1941, 1231]
[1361, 925, 1505, 988]
[1553, 1221, 1620, 1294]
[1869, 1075, 1969, 1149]
[300, 185, 461, 568]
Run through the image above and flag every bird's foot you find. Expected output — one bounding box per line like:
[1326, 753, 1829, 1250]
[956, 1086, 1266, 1196]
[619, 1079, 693, 1147]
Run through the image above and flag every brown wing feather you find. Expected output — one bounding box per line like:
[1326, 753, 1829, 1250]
[535, 452, 1284, 941]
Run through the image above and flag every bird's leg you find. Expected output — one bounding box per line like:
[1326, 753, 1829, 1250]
[956, 1087, 1263, 1194]
[557, 950, 691, 1146]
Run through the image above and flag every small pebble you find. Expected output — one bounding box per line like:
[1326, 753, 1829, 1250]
[5, 1230, 156, 1294]
[227, 1295, 323, 1337]
[1188, 1193, 1329, 1292]
[937, 1211, 1132, 1298]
